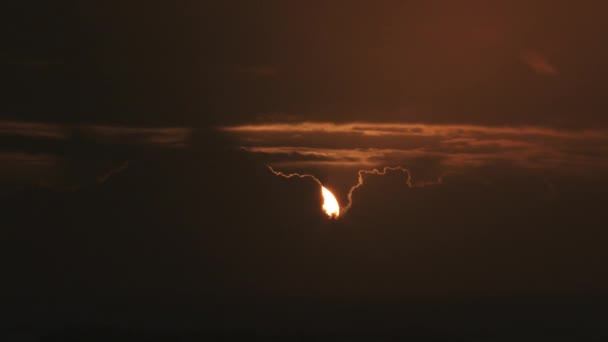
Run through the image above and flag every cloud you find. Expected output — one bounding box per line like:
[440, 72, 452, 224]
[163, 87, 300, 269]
[0, 121, 66, 140]
[267, 165, 322, 186]
[222, 121, 608, 218]
[222, 122, 603, 138]
[0, 121, 192, 189]
[0, 152, 58, 166]
[0, 152, 130, 191]
[0, 152, 62, 189]
[221, 122, 608, 173]
[521, 51, 558, 76]
[79, 125, 192, 147]
[0, 120, 192, 147]
[97, 161, 130, 183]
[241, 147, 369, 165]
[344, 167, 413, 213]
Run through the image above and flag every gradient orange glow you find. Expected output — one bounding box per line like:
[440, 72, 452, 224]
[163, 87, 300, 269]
[321, 186, 340, 218]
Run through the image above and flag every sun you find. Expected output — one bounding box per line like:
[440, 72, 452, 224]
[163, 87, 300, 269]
[321, 186, 340, 218]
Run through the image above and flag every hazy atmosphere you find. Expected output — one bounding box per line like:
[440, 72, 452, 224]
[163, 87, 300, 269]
[2, 1, 608, 340]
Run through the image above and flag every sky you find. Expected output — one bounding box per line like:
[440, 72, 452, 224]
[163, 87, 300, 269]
[2, 1, 608, 340]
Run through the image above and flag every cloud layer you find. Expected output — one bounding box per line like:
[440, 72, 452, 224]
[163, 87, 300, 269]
[0, 120, 192, 188]
[222, 122, 608, 173]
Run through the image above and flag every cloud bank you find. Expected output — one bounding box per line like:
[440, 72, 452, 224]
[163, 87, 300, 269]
[0, 120, 192, 188]
[222, 122, 608, 173]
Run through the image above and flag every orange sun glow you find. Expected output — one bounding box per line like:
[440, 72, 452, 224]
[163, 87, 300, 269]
[321, 186, 340, 218]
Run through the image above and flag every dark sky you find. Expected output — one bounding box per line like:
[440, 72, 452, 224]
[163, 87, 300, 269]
[2, 1, 608, 340]
[4, 1, 608, 127]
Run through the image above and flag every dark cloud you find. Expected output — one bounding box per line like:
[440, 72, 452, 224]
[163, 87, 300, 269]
[0, 151, 58, 166]
[78, 125, 192, 147]
[0, 120, 192, 189]
[97, 161, 129, 183]
[0, 120, 192, 147]
[0, 121, 66, 140]
[241, 147, 365, 164]
[0, 152, 61, 189]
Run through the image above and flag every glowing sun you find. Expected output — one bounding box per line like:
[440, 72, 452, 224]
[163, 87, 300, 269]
[321, 186, 340, 218]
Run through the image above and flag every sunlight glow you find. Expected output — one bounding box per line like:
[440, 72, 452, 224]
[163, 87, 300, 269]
[321, 186, 340, 219]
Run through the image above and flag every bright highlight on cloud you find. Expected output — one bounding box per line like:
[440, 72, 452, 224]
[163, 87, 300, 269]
[267, 165, 341, 218]
[268, 164, 438, 218]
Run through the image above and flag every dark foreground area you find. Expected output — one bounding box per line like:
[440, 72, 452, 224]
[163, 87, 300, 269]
[3, 296, 607, 341]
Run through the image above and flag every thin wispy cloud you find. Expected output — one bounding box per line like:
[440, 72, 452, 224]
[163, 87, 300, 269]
[521, 51, 558, 76]
[222, 122, 608, 172]
[79, 125, 191, 147]
[0, 120, 193, 188]
[0, 121, 67, 139]
[0, 120, 192, 147]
